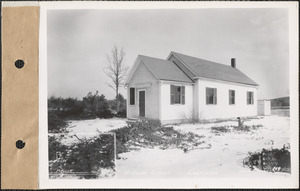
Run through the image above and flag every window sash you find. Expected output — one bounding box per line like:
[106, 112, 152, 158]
[130, 88, 135, 105]
[229, 90, 235, 105]
[175, 86, 181, 104]
[247, 91, 254, 105]
[206, 87, 217, 105]
[170, 85, 185, 105]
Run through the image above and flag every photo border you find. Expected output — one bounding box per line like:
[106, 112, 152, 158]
[39, 1, 299, 189]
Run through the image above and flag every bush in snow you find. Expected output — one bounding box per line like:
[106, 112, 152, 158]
[211, 126, 231, 134]
[245, 146, 291, 173]
[48, 135, 68, 161]
[49, 134, 115, 179]
[211, 124, 263, 135]
[116, 108, 127, 118]
[233, 124, 263, 132]
[111, 126, 133, 154]
[111, 118, 204, 154]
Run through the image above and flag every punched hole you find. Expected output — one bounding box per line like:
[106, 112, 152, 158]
[15, 60, 25, 69]
[16, 140, 25, 149]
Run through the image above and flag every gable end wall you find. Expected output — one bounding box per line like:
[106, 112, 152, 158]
[127, 62, 160, 119]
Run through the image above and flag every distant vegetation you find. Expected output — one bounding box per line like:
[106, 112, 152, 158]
[48, 91, 126, 133]
[270, 96, 289, 109]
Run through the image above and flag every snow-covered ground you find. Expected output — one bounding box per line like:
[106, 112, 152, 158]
[116, 116, 290, 178]
[50, 116, 290, 178]
[68, 117, 126, 134]
[49, 118, 127, 145]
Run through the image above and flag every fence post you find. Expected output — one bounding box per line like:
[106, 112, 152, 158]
[261, 151, 264, 170]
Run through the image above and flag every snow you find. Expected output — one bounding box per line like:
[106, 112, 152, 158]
[50, 116, 291, 178]
[68, 118, 127, 134]
[116, 116, 290, 178]
[50, 118, 127, 145]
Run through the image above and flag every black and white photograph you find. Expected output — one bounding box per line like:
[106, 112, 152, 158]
[39, 1, 298, 188]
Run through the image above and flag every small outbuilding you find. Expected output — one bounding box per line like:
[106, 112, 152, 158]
[257, 99, 271, 116]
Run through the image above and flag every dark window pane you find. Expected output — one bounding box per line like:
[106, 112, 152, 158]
[170, 85, 175, 104]
[182, 86, 185, 105]
[175, 86, 181, 104]
[130, 88, 135, 105]
[171, 85, 184, 104]
[175, 94, 181, 103]
[206, 87, 217, 105]
[247, 91, 253, 105]
[229, 90, 235, 105]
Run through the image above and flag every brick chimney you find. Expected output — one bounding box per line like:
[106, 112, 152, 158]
[231, 58, 236, 68]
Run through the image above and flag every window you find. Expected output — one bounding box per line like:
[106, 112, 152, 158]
[206, 87, 217, 105]
[170, 85, 185, 104]
[229, 90, 235, 105]
[130, 87, 135, 105]
[247, 91, 254, 105]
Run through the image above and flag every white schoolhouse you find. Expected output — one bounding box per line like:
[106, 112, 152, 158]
[125, 52, 259, 124]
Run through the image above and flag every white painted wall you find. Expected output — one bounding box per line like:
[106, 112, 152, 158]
[128, 61, 258, 122]
[196, 79, 258, 120]
[127, 62, 160, 119]
[160, 82, 194, 122]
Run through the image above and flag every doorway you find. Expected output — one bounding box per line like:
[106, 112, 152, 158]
[139, 90, 145, 117]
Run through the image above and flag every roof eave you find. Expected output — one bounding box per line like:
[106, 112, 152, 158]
[194, 77, 259, 87]
[160, 79, 195, 84]
[125, 56, 142, 84]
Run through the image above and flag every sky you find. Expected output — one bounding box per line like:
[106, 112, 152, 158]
[48, 8, 289, 100]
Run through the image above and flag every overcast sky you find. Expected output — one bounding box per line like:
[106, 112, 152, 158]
[48, 8, 289, 100]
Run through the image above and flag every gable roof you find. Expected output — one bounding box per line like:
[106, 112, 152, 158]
[170, 52, 259, 86]
[138, 55, 194, 83]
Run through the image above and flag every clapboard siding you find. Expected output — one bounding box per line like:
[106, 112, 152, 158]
[127, 62, 160, 119]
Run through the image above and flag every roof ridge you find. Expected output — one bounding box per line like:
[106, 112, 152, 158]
[138, 54, 193, 83]
[172, 51, 233, 68]
[170, 51, 258, 86]
[138, 54, 171, 62]
[170, 61, 195, 83]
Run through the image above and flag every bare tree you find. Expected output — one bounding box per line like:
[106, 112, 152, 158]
[104, 45, 129, 112]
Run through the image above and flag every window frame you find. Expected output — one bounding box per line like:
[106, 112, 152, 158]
[247, 91, 254, 105]
[129, 87, 136, 105]
[229, 90, 235, 105]
[170, 85, 185, 105]
[206, 87, 217, 105]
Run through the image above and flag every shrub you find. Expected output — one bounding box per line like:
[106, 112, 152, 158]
[246, 146, 291, 173]
[111, 126, 133, 154]
[48, 135, 68, 161]
[116, 109, 126, 118]
[211, 124, 263, 134]
[233, 124, 263, 132]
[50, 134, 116, 179]
[109, 94, 126, 113]
[97, 109, 113, 119]
[48, 111, 68, 133]
[211, 126, 230, 133]
[111, 118, 204, 154]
